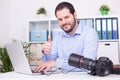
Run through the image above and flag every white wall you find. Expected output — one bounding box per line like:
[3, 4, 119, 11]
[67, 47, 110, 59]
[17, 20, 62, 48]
[0, 0, 120, 47]
[0, 0, 10, 47]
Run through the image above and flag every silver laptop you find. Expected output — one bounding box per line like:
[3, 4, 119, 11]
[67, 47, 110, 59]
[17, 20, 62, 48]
[5, 41, 43, 75]
[5, 41, 60, 75]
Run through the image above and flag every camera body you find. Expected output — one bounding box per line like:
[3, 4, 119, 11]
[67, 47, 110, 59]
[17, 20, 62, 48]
[68, 53, 113, 76]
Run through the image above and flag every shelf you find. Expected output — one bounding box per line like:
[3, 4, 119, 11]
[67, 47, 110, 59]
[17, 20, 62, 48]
[28, 15, 120, 64]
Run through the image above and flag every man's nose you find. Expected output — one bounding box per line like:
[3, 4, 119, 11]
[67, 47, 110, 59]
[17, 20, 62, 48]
[62, 19, 67, 24]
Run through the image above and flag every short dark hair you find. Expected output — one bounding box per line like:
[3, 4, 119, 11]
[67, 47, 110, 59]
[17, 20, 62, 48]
[55, 2, 75, 17]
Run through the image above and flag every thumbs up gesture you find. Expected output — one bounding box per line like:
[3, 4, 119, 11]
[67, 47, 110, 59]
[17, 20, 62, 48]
[43, 35, 52, 54]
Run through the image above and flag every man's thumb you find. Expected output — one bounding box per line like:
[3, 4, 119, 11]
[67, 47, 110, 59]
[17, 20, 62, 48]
[48, 35, 52, 42]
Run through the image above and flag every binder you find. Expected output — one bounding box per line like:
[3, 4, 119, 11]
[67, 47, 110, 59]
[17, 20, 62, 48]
[95, 19, 102, 39]
[86, 19, 94, 28]
[107, 18, 112, 39]
[112, 18, 118, 39]
[52, 29, 62, 40]
[101, 18, 107, 39]
[79, 19, 86, 26]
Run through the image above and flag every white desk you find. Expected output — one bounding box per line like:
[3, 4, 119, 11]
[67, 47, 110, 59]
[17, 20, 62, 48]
[0, 71, 120, 80]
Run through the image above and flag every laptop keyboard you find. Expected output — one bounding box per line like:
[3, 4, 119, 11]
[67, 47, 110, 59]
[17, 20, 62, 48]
[31, 66, 62, 76]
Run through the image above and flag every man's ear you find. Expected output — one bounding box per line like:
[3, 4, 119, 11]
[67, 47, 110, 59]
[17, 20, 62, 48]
[73, 12, 77, 19]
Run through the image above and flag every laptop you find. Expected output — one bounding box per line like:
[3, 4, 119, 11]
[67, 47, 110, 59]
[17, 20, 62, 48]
[5, 41, 45, 75]
[5, 41, 61, 75]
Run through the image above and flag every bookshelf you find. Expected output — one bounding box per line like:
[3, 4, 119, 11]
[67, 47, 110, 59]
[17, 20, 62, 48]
[28, 15, 120, 65]
[28, 19, 48, 65]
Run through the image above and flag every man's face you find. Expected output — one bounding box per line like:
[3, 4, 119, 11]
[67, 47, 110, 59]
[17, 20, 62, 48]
[56, 8, 76, 33]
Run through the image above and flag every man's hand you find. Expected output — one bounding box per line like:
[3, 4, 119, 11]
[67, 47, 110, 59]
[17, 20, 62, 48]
[34, 60, 56, 73]
[43, 35, 52, 54]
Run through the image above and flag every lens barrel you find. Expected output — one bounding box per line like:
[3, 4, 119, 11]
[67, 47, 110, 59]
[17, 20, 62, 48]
[68, 53, 95, 70]
[68, 53, 83, 68]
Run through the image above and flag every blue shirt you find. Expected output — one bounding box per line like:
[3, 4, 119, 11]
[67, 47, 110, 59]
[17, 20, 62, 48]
[42, 23, 98, 72]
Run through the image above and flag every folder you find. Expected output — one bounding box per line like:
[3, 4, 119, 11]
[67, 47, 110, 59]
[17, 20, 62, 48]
[79, 19, 86, 26]
[101, 18, 107, 40]
[107, 18, 112, 39]
[86, 19, 94, 28]
[50, 20, 62, 40]
[112, 18, 118, 39]
[52, 29, 62, 40]
[95, 19, 102, 39]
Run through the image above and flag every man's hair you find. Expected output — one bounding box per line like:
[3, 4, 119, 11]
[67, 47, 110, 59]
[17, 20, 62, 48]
[55, 2, 75, 17]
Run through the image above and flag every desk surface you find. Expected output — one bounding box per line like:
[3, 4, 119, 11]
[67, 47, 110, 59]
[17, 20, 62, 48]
[0, 71, 120, 80]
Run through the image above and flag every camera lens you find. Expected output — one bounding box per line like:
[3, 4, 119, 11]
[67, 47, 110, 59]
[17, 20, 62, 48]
[68, 53, 113, 76]
[68, 53, 83, 68]
[79, 57, 96, 70]
[68, 53, 95, 70]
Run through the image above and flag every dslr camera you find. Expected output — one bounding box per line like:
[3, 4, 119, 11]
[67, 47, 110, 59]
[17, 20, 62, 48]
[68, 53, 113, 76]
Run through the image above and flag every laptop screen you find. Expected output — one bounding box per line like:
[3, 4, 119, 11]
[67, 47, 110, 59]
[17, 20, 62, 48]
[5, 41, 33, 75]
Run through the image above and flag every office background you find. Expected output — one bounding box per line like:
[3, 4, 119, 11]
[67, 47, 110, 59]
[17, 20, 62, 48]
[0, 0, 120, 47]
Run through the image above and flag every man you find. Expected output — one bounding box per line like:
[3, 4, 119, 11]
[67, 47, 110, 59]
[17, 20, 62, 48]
[35, 2, 98, 73]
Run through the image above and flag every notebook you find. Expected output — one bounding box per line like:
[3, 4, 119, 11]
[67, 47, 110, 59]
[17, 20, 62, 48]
[5, 41, 45, 75]
[5, 41, 41, 75]
[5, 41, 61, 76]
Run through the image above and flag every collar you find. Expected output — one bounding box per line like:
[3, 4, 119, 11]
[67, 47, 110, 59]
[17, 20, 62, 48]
[62, 22, 82, 38]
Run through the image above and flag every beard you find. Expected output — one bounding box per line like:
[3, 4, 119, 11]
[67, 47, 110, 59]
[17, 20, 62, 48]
[61, 17, 76, 33]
